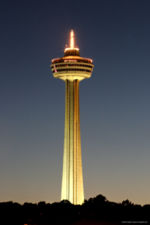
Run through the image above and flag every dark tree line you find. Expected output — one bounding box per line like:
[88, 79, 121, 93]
[0, 194, 150, 225]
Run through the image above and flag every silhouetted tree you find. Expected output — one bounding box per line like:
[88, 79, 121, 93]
[122, 199, 134, 206]
[0, 195, 149, 225]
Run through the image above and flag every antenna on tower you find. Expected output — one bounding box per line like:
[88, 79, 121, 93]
[70, 29, 75, 49]
[64, 29, 79, 53]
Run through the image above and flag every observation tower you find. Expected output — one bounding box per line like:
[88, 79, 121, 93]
[51, 30, 94, 205]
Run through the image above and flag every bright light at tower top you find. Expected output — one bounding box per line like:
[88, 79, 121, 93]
[70, 30, 75, 48]
[64, 29, 79, 52]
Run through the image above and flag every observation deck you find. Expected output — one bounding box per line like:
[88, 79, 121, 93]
[51, 30, 94, 81]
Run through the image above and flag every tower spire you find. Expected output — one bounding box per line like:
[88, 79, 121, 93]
[64, 29, 79, 54]
[70, 29, 75, 49]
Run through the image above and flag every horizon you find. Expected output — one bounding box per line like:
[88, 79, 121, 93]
[0, 193, 149, 207]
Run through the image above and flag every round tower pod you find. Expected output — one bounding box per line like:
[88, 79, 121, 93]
[51, 30, 94, 81]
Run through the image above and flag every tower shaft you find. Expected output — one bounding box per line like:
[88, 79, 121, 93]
[61, 80, 84, 204]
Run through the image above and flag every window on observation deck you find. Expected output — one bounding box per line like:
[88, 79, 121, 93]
[53, 64, 93, 68]
[53, 68, 91, 73]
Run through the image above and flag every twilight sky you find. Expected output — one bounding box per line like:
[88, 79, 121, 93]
[0, 0, 150, 205]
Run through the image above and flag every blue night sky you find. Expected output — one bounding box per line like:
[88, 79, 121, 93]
[0, 0, 150, 205]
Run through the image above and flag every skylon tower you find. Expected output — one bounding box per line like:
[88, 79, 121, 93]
[51, 30, 94, 204]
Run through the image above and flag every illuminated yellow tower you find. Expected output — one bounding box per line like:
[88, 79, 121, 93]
[51, 30, 94, 204]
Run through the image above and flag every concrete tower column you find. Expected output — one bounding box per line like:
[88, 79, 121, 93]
[61, 80, 84, 204]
